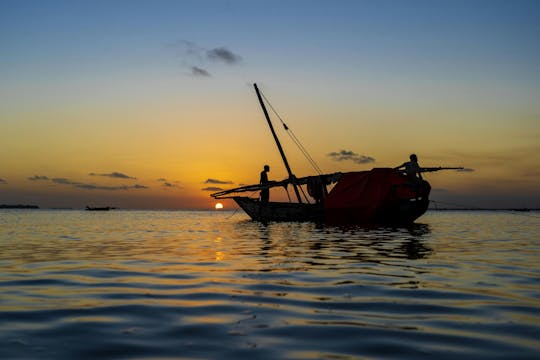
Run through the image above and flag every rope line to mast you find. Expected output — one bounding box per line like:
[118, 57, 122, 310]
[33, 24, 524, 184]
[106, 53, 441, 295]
[260, 91, 323, 175]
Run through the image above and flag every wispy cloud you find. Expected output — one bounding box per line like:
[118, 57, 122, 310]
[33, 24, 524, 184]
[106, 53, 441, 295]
[171, 40, 204, 60]
[170, 40, 243, 77]
[190, 66, 211, 77]
[89, 172, 136, 180]
[202, 186, 223, 192]
[204, 178, 233, 185]
[28, 175, 49, 181]
[78, 183, 148, 191]
[0, 178, 7, 184]
[207, 47, 242, 65]
[522, 169, 540, 177]
[328, 150, 375, 164]
[52, 178, 74, 185]
[52, 177, 148, 191]
[157, 178, 181, 188]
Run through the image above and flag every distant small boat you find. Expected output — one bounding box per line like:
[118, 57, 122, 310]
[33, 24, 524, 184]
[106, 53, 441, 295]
[85, 206, 114, 211]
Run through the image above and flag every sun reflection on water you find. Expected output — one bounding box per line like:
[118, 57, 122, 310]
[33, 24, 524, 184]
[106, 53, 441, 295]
[0, 210, 538, 359]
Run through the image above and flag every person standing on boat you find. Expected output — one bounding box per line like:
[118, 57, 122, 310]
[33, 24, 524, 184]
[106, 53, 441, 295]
[395, 154, 423, 183]
[260, 165, 270, 204]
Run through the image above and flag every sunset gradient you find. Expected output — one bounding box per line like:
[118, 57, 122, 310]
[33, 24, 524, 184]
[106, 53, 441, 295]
[1, 0, 539, 209]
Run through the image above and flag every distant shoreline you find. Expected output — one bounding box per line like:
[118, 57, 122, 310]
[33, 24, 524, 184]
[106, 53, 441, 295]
[0, 204, 39, 209]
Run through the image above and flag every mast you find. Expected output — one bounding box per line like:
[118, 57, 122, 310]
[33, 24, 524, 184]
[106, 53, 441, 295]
[253, 83, 302, 203]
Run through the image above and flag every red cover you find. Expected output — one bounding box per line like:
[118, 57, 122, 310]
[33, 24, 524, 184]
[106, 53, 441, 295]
[324, 168, 426, 223]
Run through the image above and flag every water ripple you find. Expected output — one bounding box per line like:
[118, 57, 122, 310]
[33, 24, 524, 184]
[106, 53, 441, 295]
[0, 210, 539, 359]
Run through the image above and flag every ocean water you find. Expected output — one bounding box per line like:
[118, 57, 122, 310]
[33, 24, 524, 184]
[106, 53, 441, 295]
[0, 210, 539, 359]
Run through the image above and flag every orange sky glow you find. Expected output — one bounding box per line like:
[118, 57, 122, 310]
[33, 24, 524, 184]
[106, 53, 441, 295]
[1, 1, 539, 209]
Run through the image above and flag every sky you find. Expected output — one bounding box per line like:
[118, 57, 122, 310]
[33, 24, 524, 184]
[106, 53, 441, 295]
[1, 0, 539, 209]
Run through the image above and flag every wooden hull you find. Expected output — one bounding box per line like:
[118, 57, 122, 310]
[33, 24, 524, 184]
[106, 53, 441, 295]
[233, 197, 324, 222]
[233, 196, 429, 225]
[325, 198, 430, 225]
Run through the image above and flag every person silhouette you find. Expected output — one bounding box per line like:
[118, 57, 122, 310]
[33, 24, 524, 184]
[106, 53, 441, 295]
[260, 165, 270, 204]
[395, 154, 423, 183]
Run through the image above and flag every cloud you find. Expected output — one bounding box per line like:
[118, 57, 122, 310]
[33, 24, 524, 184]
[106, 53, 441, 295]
[132, 184, 149, 189]
[52, 177, 148, 191]
[76, 184, 148, 191]
[202, 187, 224, 192]
[522, 169, 540, 177]
[457, 168, 475, 172]
[89, 172, 136, 180]
[190, 66, 211, 77]
[170, 40, 243, 77]
[157, 178, 181, 188]
[327, 150, 375, 164]
[52, 178, 75, 185]
[28, 175, 49, 181]
[204, 178, 233, 185]
[0, 178, 6, 184]
[75, 184, 127, 190]
[207, 47, 242, 64]
[170, 40, 204, 59]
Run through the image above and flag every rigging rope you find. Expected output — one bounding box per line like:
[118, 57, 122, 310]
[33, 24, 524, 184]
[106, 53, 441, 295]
[225, 190, 259, 219]
[260, 91, 323, 175]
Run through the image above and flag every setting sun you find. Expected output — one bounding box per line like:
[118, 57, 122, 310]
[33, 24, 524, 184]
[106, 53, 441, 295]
[215, 203, 223, 210]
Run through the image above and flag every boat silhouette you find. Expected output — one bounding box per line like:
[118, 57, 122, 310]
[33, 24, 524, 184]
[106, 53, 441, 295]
[85, 206, 115, 211]
[211, 84, 461, 224]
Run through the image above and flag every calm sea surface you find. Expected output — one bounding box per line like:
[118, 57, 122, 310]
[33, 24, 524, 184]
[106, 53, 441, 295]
[0, 210, 539, 359]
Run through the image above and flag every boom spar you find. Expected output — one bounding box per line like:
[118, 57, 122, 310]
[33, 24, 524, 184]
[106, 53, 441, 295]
[420, 167, 465, 173]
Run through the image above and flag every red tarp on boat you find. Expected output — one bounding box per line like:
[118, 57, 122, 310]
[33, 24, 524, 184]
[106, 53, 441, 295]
[324, 168, 429, 223]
